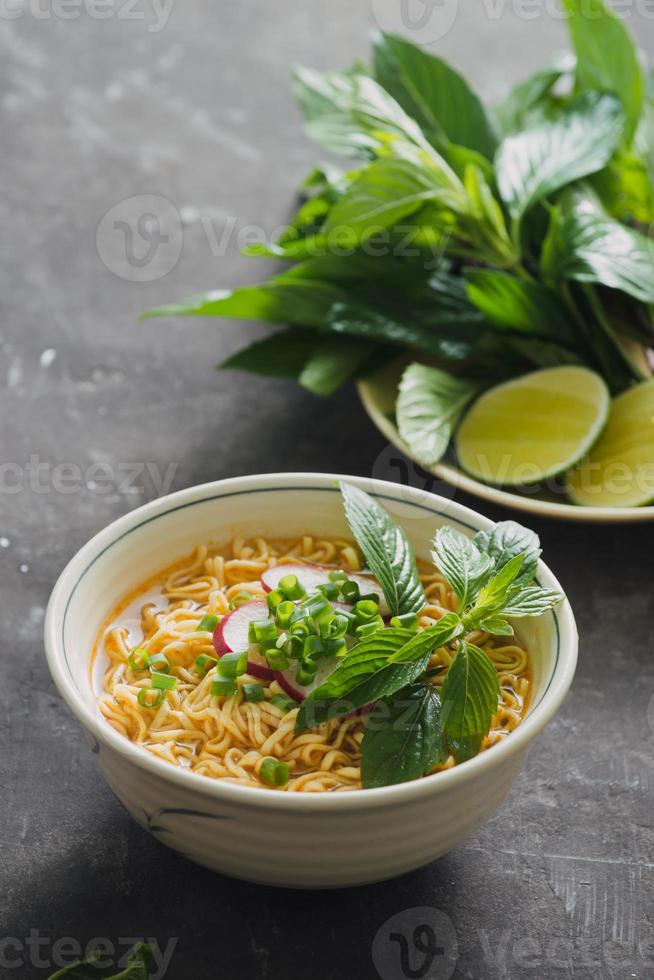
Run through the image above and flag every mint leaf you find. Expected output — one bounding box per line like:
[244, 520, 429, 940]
[397, 363, 480, 468]
[441, 642, 500, 763]
[541, 190, 654, 304]
[360, 683, 447, 788]
[500, 586, 562, 618]
[467, 554, 525, 626]
[473, 520, 542, 585]
[431, 526, 494, 610]
[47, 944, 156, 979]
[340, 481, 425, 617]
[464, 269, 576, 344]
[563, 0, 643, 143]
[295, 616, 462, 732]
[298, 336, 377, 396]
[220, 329, 320, 379]
[496, 91, 623, 223]
[373, 32, 496, 159]
[324, 155, 458, 245]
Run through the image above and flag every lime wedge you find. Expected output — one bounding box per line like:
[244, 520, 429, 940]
[567, 378, 654, 507]
[455, 366, 610, 487]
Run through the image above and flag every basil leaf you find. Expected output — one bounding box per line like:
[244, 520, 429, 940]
[493, 54, 575, 137]
[541, 191, 654, 304]
[474, 614, 514, 637]
[143, 278, 345, 327]
[47, 944, 156, 979]
[467, 554, 525, 625]
[291, 67, 430, 158]
[298, 336, 378, 396]
[464, 269, 576, 344]
[360, 683, 447, 788]
[563, 0, 643, 143]
[592, 148, 654, 226]
[340, 481, 425, 616]
[473, 520, 542, 585]
[220, 329, 320, 379]
[324, 156, 457, 244]
[295, 617, 462, 732]
[397, 362, 480, 467]
[431, 526, 494, 610]
[441, 642, 500, 763]
[500, 586, 562, 618]
[496, 91, 623, 223]
[373, 32, 496, 159]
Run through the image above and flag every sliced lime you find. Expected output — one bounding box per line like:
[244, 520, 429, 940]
[567, 378, 654, 507]
[455, 366, 610, 487]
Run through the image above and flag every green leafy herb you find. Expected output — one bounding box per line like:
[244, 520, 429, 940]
[360, 682, 447, 788]
[47, 943, 156, 980]
[340, 481, 425, 617]
[441, 642, 501, 763]
[396, 363, 480, 467]
[431, 526, 494, 610]
[473, 520, 541, 584]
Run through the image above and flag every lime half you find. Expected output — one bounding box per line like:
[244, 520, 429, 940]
[455, 366, 610, 487]
[567, 378, 654, 507]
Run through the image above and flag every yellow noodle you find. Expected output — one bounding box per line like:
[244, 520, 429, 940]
[96, 536, 532, 792]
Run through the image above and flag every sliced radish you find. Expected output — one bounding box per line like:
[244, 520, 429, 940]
[260, 563, 389, 615]
[212, 601, 275, 681]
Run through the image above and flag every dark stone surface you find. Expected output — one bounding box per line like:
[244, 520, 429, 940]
[2, 3, 654, 978]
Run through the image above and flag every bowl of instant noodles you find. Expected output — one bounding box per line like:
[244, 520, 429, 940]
[44, 473, 577, 888]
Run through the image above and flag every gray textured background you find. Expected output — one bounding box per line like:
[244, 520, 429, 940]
[2, 2, 654, 978]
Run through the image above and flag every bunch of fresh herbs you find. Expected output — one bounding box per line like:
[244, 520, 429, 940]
[146, 0, 654, 473]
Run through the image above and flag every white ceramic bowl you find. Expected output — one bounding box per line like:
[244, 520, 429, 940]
[44, 473, 578, 888]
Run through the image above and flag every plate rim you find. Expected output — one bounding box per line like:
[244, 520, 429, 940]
[357, 378, 654, 524]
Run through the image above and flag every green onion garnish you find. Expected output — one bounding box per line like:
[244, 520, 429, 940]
[151, 671, 178, 691]
[316, 581, 340, 601]
[148, 652, 171, 674]
[303, 635, 324, 660]
[341, 580, 360, 603]
[275, 600, 296, 629]
[270, 694, 296, 712]
[211, 677, 237, 697]
[390, 612, 420, 631]
[248, 619, 277, 644]
[195, 654, 218, 676]
[243, 682, 265, 703]
[323, 637, 347, 658]
[266, 589, 284, 612]
[260, 757, 290, 787]
[328, 569, 348, 583]
[264, 649, 290, 670]
[128, 648, 150, 671]
[217, 651, 248, 678]
[321, 614, 349, 640]
[196, 613, 219, 632]
[296, 664, 317, 687]
[278, 573, 306, 601]
[137, 688, 165, 709]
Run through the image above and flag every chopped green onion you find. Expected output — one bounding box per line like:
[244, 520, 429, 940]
[356, 617, 385, 639]
[137, 687, 165, 709]
[341, 580, 360, 603]
[296, 664, 317, 687]
[323, 637, 347, 658]
[196, 613, 219, 632]
[320, 614, 349, 640]
[248, 619, 277, 644]
[264, 649, 290, 671]
[271, 694, 296, 712]
[151, 671, 178, 691]
[243, 682, 265, 702]
[128, 648, 150, 671]
[195, 654, 218, 676]
[275, 600, 296, 629]
[148, 652, 171, 674]
[355, 599, 379, 622]
[302, 593, 330, 620]
[211, 677, 237, 697]
[279, 573, 306, 600]
[217, 651, 248, 677]
[230, 590, 254, 609]
[266, 589, 284, 612]
[316, 581, 340, 601]
[285, 634, 304, 660]
[303, 635, 324, 661]
[358, 591, 381, 605]
[328, 569, 348, 583]
[289, 614, 312, 637]
[390, 612, 420, 631]
[260, 757, 290, 787]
